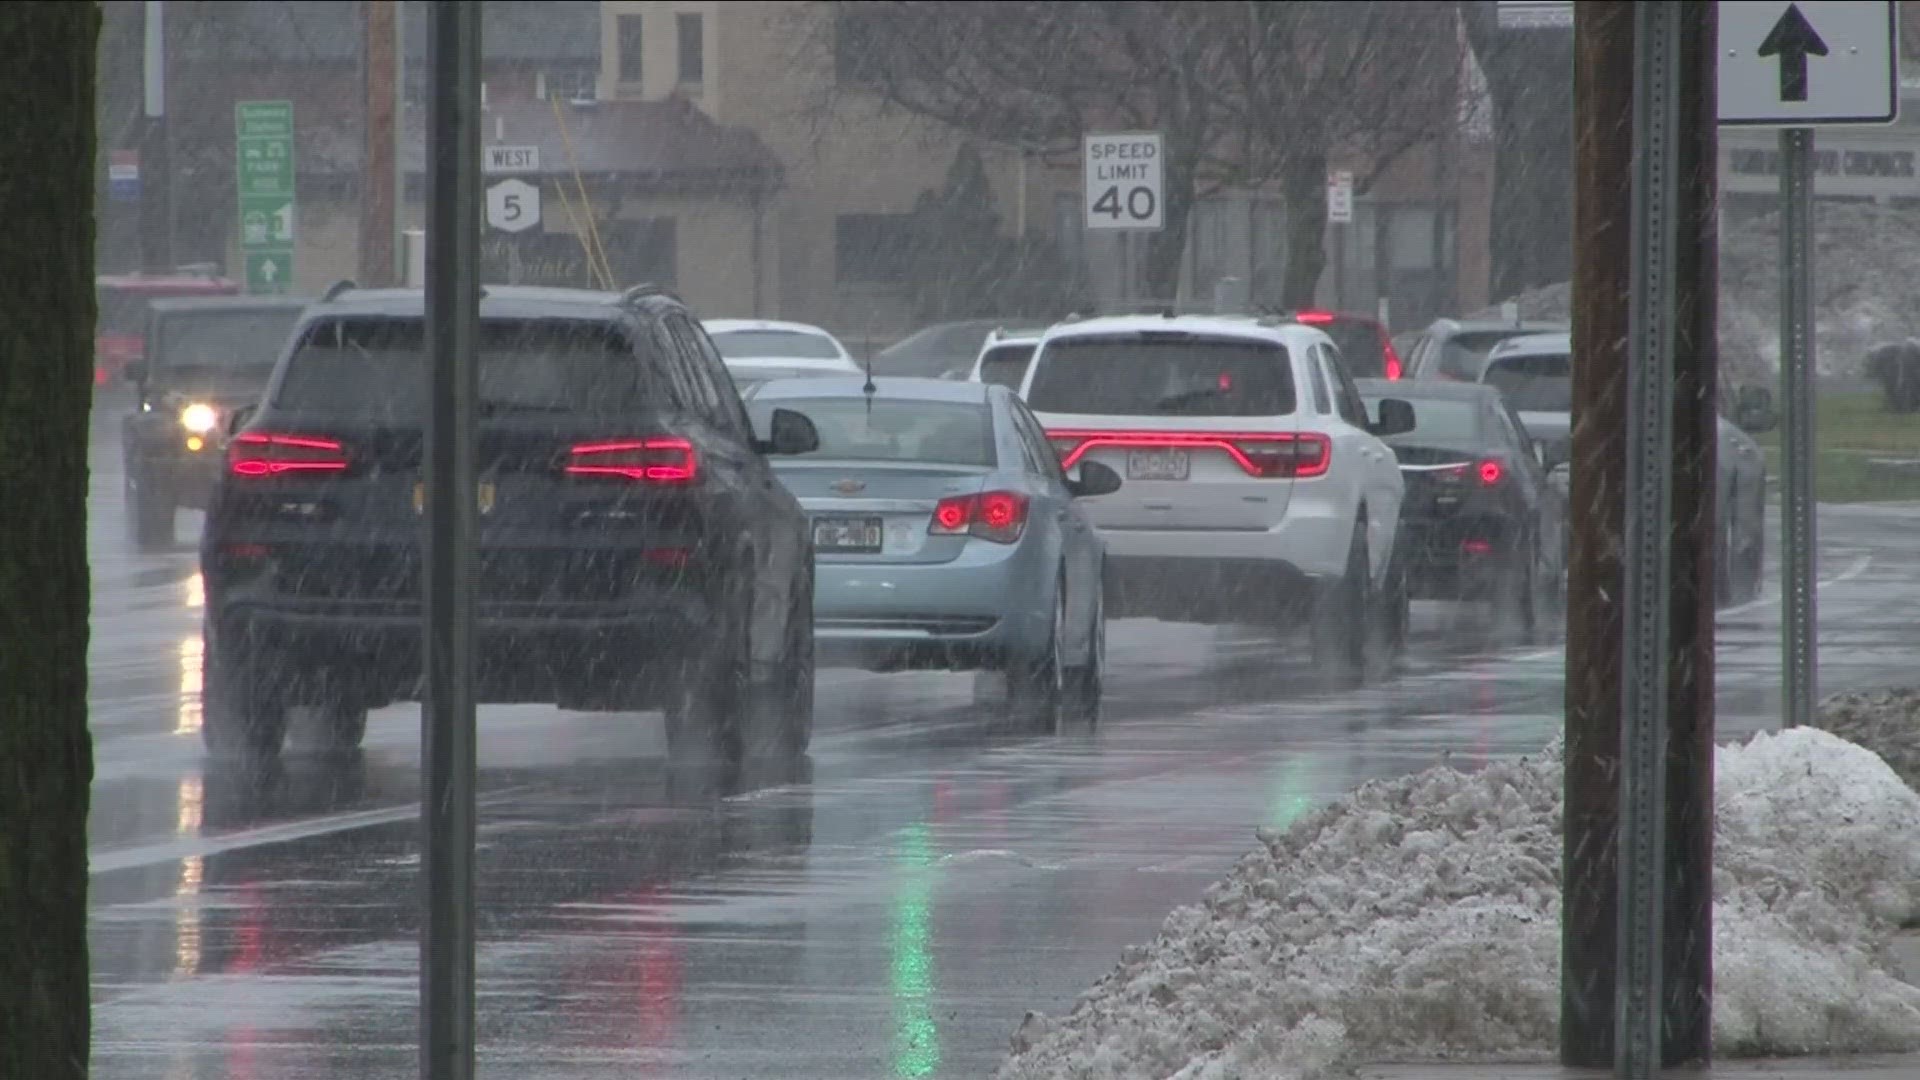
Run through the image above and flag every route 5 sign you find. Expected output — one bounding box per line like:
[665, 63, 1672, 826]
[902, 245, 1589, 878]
[485, 178, 541, 233]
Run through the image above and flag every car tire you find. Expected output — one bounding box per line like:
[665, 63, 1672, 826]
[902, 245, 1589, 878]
[666, 636, 742, 764]
[1007, 580, 1066, 734]
[314, 704, 369, 751]
[743, 569, 814, 758]
[1496, 535, 1540, 641]
[127, 470, 175, 550]
[1313, 520, 1371, 688]
[201, 631, 289, 756]
[1065, 579, 1105, 727]
[1373, 547, 1410, 663]
[1737, 519, 1766, 604]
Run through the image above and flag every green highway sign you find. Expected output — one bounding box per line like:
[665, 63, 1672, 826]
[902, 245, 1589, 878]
[246, 252, 292, 294]
[236, 100, 295, 294]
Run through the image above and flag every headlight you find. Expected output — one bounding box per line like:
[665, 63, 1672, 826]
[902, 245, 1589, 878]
[180, 402, 220, 434]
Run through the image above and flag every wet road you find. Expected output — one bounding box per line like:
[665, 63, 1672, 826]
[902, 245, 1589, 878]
[82, 401, 1918, 1078]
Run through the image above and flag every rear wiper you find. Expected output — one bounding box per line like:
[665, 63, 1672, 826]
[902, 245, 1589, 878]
[1151, 386, 1228, 414]
[477, 400, 576, 415]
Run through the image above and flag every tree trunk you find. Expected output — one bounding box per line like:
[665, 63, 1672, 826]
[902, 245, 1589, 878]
[1280, 157, 1330, 311]
[1142, 138, 1198, 304]
[0, 5, 99, 1080]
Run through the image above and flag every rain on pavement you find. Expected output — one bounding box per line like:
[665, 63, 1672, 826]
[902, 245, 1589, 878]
[82, 393, 1915, 1079]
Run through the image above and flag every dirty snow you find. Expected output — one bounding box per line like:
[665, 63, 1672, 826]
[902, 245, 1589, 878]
[1816, 688, 1920, 793]
[998, 728, 1920, 1080]
[1467, 200, 1920, 386]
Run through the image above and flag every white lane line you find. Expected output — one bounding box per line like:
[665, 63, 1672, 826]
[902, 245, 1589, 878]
[1508, 551, 1874, 663]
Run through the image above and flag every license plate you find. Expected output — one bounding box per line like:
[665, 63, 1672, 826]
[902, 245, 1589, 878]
[813, 515, 884, 553]
[1127, 448, 1190, 481]
[414, 480, 496, 515]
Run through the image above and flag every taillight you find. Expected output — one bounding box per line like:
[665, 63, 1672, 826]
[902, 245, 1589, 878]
[1382, 334, 1403, 381]
[929, 490, 1030, 544]
[1294, 310, 1336, 325]
[1045, 429, 1330, 479]
[1478, 459, 1503, 486]
[227, 433, 348, 477]
[566, 438, 698, 484]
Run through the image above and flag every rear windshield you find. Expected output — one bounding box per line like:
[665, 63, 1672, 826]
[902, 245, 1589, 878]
[1366, 396, 1484, 441]
[277, 317, 652, 417]
[1483, 353, 1572, 413]
[976, 343, 1036, 390]
[709, 329, 842, 361]
[750, 397, 994, 467]
[727, 364, 855, 391]
[1026, 335, 1295, 417]
[96, 289, 149, 336]
[1316, 321, 1388, 378]
[1437, 330, 1541, 380]
[155, 309, 302, 371]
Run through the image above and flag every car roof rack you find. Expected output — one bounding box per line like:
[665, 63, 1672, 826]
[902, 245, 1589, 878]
[322, 279, 357, 301]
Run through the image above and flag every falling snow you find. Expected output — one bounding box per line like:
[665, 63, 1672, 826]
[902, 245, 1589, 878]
[998, 728, 1920, 1080]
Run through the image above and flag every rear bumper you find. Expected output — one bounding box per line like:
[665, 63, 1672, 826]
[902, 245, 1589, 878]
[1399, 515, 1523, 599]
[1105, 554, 1320, 623]
[812, 536, 1052, 671]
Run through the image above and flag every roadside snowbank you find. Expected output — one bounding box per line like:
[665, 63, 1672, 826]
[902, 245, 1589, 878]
[998, 728, 1920, 1080]
[1816, 689, 1920, 795]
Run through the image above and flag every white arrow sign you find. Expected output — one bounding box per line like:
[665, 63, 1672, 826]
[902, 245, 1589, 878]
[485, 178, 541, 234]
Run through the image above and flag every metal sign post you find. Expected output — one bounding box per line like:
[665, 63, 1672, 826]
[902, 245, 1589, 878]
[421, 3, 481, 1080]
[1779, 127, 1816, 728]
[1615, 3, 1682, 1074]
[1718, 0, 1899, 732]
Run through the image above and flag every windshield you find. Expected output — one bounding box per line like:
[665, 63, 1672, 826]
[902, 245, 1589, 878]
[1366, 396, 1483, 441]
[154, 309, 302, 372]
[878, 323, 999, 377]
[751, 397, 994, 467]
[727, 364, 859, 391]
[1438, 330, 1546, 380]
[1026, 335, 1296, 416]
[1483, 352, 1572, 413]
[976, 343, 1036, 390]
[710, 329, 844, 361]
[277, 317, 652, 418]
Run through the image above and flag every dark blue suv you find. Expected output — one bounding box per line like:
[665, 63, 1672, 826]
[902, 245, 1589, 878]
[199, 285, 821, 762]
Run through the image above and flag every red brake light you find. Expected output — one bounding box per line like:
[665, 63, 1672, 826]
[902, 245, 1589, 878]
[1383, 335, 1404, 381]
[566, 438, 698, 484]
[1045, 429, 1330, 479]
[1294, 310, 1336, 325]
[929, 491, 1029, 544]
[1478, 459, 1503, 486]
[227, 432, 349, 477]
[1462, 538, 1494, 556]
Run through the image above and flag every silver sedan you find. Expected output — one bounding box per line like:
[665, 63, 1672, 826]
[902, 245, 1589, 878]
[742, 376, 1121, 731]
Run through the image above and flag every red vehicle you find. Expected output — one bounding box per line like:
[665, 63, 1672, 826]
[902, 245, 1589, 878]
[95, 270, 242, 387]
[1289, 309, 1404, 381]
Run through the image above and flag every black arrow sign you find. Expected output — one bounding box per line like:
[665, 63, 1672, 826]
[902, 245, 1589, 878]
[1757, 2, 1830, 103]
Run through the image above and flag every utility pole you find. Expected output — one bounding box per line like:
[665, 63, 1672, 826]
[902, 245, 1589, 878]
[1563, 2, 1718, 1073]
[140, 0, 173, 272]
[361, 0, 398, 287]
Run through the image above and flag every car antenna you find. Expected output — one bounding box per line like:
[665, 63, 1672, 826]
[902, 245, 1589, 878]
[861, 325, 877, 417]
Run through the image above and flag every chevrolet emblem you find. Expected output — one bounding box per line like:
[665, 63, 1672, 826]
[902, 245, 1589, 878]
[414, 480, 496, 515]
[830, 478, 867, 495]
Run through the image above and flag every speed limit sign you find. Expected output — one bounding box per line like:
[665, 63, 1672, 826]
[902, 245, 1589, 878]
[1084, 132, 1163, 231]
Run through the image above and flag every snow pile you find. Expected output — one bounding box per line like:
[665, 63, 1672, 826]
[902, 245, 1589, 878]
[1467, 200, 1920, 384]
[998, 728, 1920, 1080]
[1816, 688, 1920, 794]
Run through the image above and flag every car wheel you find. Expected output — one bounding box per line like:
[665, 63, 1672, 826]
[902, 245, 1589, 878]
[1007, 581, 1066, 734]
[1372, 548, 1409, 663]
[667, 619, 745, 765]
[1715, 511, 1737, 607]
[312, 703, 369, 751]
[763, 570, 815, 756]
[1496, 535, 1540, 641]
[201, 630, 289, 756]
[1313, 520, 1371, 688]
[127, 469, 175, 550]
[1065, 578, 1105, 727]
[1737, 518, 1766, 603]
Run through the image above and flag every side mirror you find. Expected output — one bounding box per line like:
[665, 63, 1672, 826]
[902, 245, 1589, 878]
[224, 403, 257, 439]
[1068, 459, 1123, 498]
[1371, 398, 1416, 437]
[1734, 385, 1778, 433]
[760, 407, 820, 455]
[122, 361, 147, 386]
[1549, 461, 1571, 492]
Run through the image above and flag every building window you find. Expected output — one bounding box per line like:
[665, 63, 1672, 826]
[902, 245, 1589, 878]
[835, 213, 917, 287]
[618, 14, 644, 84]
[677, 13, 704, 85]
[540, 67, 596, 102]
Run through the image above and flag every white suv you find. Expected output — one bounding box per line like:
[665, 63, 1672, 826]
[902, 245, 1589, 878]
[1017, 315, 1416, 677]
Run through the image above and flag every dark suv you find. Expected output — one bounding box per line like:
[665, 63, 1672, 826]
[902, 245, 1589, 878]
[122, 296, 309, 548]
[199, 285, 822, 762]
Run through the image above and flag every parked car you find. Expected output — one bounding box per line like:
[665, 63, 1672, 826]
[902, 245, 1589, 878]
[744, 375, 1117, 731]
[1017, 314, 1416, 684]
[1475, 332, 1769, 605]
[877, 319, 1048, 380]
[1286, 309, 1404, 380]
[968, 328, 1044, 390]
[120, 296, 309, 548]
[1398, 316, 1569, 383]
[702, 318, 862, 388]
[200, 284, 822, 760]
[1356, 378, 1565, 637]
